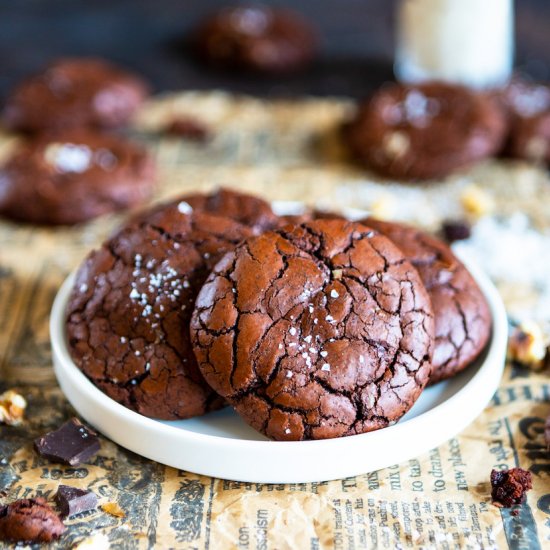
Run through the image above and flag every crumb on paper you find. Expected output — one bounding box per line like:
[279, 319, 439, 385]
[460, 184, 495, 217]
[73, 532, 110, 549]
[0, 390, 27, 426]
[101, 502, 125, 518]
[508, 321, 547, 369]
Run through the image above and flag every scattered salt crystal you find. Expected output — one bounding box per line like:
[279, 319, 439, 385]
[330, 289, 339, 299]
[79, 283, 88, 293]
[313, 318, 318, 324]
[285, 428, 291, 434]
[129, 288, 140, 300]
[120, 336, 127, 343]
[177, 201, 193, 214]
[325, 315, 334, 322]
[320, 350, 328, 358]
[289, 327, 297, 336]
[286, 371, 293, 378]
[321, 363, 331, 371]
[309, 347, 316, 354]
[304, 335, 312, 343]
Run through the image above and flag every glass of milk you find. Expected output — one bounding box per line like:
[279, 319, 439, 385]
[395, 0, 515, 89]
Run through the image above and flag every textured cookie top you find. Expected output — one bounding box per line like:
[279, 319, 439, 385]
[141, 188, 280, 234]
[347, 82, 506, 180]
[364, 219, 492, 383]
[193, 6, 317, 73]
[67, 207, 255, 420]
[191, 219, 434, 440]
[2, 57, 148, 132]
[0, 129, 155, 225]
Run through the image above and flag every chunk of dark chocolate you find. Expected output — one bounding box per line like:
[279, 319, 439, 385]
[55, 485, 98, 518]
[34, 418, 100, 466]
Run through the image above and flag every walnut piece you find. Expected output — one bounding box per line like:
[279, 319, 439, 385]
[0, 390, 27, 426]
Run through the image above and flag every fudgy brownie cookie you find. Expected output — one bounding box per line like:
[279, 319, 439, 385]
[0, 129, 155, 225]
[2, 58, 148, 133]
[176, 188, 280, 233]
[67, 203, 256, 419]
[191, 219, 434, 441]
[0, 498, 65, 543]
[363, 218, 491, 383]
[346, 82, 506, 180]
[193, 5, 317, 74]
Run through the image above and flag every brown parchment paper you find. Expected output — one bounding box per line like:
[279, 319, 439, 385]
[1, 91, 550, 549]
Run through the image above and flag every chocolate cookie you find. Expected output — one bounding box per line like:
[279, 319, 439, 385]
[174, 188, 280, 233]
[0, 498, 65, 543]
[191, 219, 434, 441]
[501, 80, 550, 163]
[346, 82, 506, 180]
[0, 129, 155, 225]
[66, 202, 256, 419]
[2, 57, 148, 133]
[362, 218, 491, 383]
[193, 5, 317, 74]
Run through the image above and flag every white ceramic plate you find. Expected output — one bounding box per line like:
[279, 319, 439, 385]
[50, 211, 507, 483]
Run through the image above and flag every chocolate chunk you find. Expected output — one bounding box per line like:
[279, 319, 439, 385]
[490, 468, 532, 507]
[0, 498, 65, 543]
[441, 220, 472, 243]
[55, 485, 98, 518]
[34, 418, 100, 466]
[163, 117, 211, 142]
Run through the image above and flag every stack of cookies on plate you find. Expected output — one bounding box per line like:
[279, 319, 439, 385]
[65, 188, 491, 441]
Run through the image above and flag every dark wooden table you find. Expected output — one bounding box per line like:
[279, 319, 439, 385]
[1, 0, 549, 99]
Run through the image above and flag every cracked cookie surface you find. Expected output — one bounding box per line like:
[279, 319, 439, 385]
[191, 219, 434, 441]
[66, 203, 256, 419]
[364, 218, 491, 384]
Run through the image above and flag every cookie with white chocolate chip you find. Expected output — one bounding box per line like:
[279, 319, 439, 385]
[345, 82, 506, 180]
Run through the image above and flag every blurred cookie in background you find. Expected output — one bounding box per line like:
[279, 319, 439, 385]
[345, 82, 507, 180]
[500, 79, 550, 164]
[2, 58, 149, 133]
[192, 5, 317, 74]
[0, 129, 155, 225]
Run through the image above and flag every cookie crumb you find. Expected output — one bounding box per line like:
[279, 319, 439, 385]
[508, 321, 547, 369]
[163, 117, 210, 142]
[0, 390, 27, 426]
[490, 468, 532, 507]
[101, 502, 125, 518]
[441, 220, 471, 243]
[0, 498, 66, 543]
[461, 185, 495, 217]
